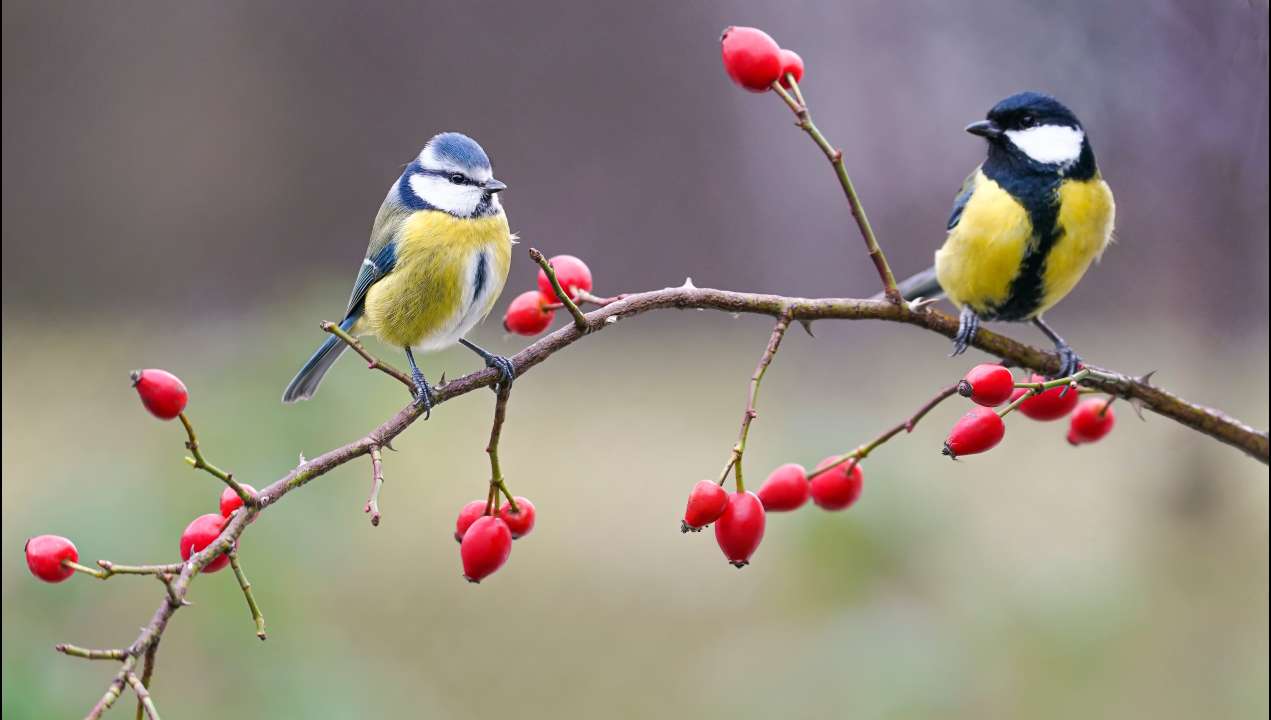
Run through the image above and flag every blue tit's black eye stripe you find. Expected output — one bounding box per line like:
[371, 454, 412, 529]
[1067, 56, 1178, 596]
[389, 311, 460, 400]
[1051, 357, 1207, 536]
[416, 168, 480, 186]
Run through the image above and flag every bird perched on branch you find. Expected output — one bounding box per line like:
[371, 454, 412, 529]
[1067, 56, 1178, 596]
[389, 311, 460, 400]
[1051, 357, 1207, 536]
[892, 92, 1115, 376]
[283, 132, 514, 412]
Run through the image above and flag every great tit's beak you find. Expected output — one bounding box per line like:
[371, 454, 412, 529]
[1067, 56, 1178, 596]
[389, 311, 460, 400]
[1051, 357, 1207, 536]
[965, 120, 1004, 140]
[483, 178, 507, 193]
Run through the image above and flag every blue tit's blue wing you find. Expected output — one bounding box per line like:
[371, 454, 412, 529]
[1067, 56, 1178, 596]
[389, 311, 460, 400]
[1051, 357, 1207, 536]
[947, 168, 980, 231]
[344, 241, 397, 319]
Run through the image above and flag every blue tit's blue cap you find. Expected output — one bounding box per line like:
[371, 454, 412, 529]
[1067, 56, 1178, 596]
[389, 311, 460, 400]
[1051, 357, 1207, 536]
[420, 132, 492, 174]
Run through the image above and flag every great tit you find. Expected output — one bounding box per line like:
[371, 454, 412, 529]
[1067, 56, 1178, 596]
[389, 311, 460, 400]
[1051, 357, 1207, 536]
[283, 132, 514, 412]
[893, 92, 1115, 376]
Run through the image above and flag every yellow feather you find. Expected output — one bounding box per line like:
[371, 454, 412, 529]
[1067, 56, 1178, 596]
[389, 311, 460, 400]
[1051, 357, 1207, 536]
[1040, 175, 1115, 313]
[935, 170, 1033, 313]
[360, 211, 511, 349]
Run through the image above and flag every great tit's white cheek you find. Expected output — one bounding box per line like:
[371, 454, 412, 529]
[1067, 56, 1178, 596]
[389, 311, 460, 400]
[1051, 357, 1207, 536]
[1005, 125, 1084, 166]
[409, 173, 482, 217]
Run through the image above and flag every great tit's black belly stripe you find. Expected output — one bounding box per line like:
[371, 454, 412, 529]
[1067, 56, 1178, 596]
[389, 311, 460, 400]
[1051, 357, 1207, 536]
[979, 164, 1063, 321]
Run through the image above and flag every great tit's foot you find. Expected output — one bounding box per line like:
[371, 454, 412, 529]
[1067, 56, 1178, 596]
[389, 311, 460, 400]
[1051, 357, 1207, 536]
[1054, 345, 1082, 380]
[484, 354, 516, 391]
[950, 306, 980, 357]
[410, 368, 434, 419]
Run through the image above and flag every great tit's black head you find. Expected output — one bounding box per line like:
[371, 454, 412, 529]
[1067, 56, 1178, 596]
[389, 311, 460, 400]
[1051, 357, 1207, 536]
[966, 92, 1091, 172]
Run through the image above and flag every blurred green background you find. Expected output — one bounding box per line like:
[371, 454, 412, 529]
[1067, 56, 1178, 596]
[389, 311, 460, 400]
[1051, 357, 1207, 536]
[3, 1, 1268, 718]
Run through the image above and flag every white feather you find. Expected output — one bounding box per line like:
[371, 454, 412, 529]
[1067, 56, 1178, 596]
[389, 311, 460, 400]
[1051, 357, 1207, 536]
[1005, 124, 1084, 167]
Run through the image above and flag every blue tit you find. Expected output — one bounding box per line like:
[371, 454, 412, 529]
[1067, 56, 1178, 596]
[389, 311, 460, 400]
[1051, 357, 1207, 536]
[892, 92, 1115, 377]
[283, 132, 515, 412]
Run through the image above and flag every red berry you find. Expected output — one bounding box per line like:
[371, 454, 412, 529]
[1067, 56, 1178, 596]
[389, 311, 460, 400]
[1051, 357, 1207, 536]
[25, 535, 78, 583]
[497, 496, 536, 539]
[958, 364, 1015, 407]
[454, 500, 489, 543]
[503, 291, 555, 336]
[756, 463, 809, 511]
[720, 26, 783, 92]
[219, 484, 258, 518]
[130, 369, 188, 420]
[536, 255, 593, 303]
[714, 491, 766, 568]
[777, 49, 804, 88]
[810, 456, 864, 511]
[943, 407, 1006, 458]
[1068, 398, 1116, 445]
[460, 516, 512, 583]
[1012, 374, 1080, 421]
[179, 513, 231, 573]
[682, 480, 729, 532]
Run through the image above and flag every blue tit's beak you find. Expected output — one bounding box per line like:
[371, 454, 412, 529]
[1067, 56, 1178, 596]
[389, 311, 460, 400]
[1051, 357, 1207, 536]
[965, 120, 1005, 140]
[483, 178, 507, 193]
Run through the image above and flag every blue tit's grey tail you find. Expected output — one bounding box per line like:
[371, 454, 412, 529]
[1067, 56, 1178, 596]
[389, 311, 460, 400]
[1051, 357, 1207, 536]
[282, 316, 357, 403]
[874, 266, 944, 302]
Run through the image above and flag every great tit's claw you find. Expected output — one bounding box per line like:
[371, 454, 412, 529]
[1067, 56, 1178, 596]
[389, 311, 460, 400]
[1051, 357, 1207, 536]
[950, 306, 979, 358]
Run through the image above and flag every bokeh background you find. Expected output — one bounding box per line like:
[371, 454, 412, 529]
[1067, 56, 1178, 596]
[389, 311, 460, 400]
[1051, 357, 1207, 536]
[4, 1, 1268, 717]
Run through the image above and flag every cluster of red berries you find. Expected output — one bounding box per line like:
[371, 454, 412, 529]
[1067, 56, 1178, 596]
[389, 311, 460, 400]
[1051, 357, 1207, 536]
[502, 255, 594, 336]
[26, 369, 255, 583]
[454, 496, 536, 582]
[719, 26, 805, 92]
[681, 457, 864, 568]
[944, 364, 1117, 458]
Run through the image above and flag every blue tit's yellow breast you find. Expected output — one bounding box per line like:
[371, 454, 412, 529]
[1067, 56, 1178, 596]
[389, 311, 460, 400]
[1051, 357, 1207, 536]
[1039, 176, 1115, 313]
[362, 210, 511, 349]
[935, 170, 1034, 313]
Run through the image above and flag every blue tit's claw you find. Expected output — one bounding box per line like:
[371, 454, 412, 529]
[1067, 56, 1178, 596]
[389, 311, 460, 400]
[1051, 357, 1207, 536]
[950, 306, 980, 358]
[485, 354, 516, 392]
[410, 368, 434, 419]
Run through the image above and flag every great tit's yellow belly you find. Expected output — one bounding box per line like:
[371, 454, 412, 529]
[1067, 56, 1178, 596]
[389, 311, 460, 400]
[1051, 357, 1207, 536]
[935, 170, 1113, 320]
[360, 211, 511, 350]
[935, 170, 1031, 314]
[1039, 177, 1115, 314]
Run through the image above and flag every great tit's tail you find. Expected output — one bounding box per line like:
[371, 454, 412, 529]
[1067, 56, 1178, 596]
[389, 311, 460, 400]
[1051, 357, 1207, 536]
[282, 316, 357, 403]
[873, 266, 944, 302]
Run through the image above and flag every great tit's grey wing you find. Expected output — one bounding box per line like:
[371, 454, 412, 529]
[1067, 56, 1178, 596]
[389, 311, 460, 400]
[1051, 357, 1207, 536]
[946, 167, 980, 231]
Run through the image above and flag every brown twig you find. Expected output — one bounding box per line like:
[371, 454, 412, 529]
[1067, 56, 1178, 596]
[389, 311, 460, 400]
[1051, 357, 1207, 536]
[365, 445, 385, 526]
[135, 637, 159, 720]
[719, 308, 795, 492]
[227, 550, 267, 640]
[322, 320, 414, 390]
[770, 79, 901, 301]
[64, 278, 1268, 717]
[810, 383, 961, 479]
[178, 412, 253, 506]
[125, 672, 160, 720]
[54, 644, 128, 661]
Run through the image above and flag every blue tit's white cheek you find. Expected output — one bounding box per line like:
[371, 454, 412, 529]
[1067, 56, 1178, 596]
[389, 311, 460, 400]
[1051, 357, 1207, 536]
[409, 173, 483, 217]
[1005, 125, 1084, 166]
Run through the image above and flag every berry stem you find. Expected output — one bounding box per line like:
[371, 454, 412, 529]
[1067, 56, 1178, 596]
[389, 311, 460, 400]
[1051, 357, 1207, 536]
[484, 383, 520, 514]
[999, 369, 1092, 418]
[770, 78, 900, 302]
[365, 445, 385, 526]
[178, 412, 253, 506]
[720, 308, 795, 493]
[809, 383, 960, 479]
[529, 248, 589, 331]
[94, 560, 187, 578]
[227, 550, 267, 641]
[321, 320, 415, 390]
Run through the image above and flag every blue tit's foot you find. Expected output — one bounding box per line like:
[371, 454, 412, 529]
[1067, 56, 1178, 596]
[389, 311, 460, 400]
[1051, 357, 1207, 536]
[410, 367, 434, 419]
[458, 338, 516, 392]
[950, 306, 980, 357]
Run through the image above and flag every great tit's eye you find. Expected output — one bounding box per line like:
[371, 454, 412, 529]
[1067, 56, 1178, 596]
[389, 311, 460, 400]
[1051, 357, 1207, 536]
[448, 173, 465, 185]
[1019, 114, 1036, 128]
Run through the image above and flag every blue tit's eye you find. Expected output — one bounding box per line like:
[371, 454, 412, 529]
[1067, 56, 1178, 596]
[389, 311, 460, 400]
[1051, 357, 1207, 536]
[448, 173, 465, 185]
